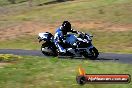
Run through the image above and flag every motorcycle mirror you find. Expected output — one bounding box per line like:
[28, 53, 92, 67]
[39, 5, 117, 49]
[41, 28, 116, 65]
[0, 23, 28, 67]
[90, 35, 93, 37]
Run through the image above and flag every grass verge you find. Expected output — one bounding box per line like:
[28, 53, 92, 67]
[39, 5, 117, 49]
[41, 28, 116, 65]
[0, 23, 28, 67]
[0, 55, 131, 88]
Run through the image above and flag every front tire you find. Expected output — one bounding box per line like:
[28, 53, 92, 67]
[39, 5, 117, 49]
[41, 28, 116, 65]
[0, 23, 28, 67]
[41, 43, 57, 56]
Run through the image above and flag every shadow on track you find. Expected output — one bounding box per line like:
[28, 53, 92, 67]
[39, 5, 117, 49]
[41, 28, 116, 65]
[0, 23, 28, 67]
[57, 56, 119, 61]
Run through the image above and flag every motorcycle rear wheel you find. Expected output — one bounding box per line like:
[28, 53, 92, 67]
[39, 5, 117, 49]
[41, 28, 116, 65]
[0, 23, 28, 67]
[83, 47, 99, 60]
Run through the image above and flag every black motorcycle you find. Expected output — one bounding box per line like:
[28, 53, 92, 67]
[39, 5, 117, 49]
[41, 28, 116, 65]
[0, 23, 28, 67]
[38, 32, 99, 60]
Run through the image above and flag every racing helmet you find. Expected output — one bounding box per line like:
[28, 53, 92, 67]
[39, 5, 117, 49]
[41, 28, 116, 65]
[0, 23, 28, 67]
[62, 21, 71, 32]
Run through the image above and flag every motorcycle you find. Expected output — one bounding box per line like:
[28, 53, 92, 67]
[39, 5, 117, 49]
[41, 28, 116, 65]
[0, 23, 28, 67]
[38, 32, 99, 60]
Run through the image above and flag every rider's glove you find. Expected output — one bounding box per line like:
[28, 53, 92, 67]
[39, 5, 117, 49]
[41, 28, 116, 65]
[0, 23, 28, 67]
[77, 31, 84, 35]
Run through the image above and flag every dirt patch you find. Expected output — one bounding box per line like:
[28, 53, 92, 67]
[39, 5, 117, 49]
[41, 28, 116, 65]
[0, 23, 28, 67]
[0, 22, 57, 40]
[0, 21, 132, 40]
[72, 21, 132, 32]
[105, 24, 132, 32]
[0, 62, 10, 67]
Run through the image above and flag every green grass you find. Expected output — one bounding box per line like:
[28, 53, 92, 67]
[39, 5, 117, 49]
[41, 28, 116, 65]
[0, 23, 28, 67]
[0, 0, 132, 28]
[0, 55, 131, 88]
[0, 36, 39, 50]
[90, 30, 132, 53]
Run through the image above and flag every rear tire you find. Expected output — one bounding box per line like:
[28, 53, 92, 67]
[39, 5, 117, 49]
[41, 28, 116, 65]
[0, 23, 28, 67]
[41, 43, 57, 56]
[83, 47, 99, 60]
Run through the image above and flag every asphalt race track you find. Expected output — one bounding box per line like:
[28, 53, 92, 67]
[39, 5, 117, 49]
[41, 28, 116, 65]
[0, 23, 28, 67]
[0, 49, 132, 64]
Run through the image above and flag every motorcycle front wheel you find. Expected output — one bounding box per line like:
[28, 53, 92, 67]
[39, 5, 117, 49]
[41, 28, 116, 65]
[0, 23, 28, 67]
[41, 43, 57, 56]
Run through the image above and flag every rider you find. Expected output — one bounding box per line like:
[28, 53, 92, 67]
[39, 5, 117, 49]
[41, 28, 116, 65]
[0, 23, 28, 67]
[54, 21, 81, 55]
